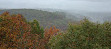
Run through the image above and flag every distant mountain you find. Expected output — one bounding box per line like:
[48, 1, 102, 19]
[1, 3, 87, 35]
[66, 10, 111, 23]
[0, 9, 78, 30]
[81, 12, 111, 23]
[42, 8, 111, 23]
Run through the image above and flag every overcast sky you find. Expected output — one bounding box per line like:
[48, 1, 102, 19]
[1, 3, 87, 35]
[0, 0, 111, 12]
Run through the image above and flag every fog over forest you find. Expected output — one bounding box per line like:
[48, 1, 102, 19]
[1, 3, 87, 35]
[0, 0, 111, 23]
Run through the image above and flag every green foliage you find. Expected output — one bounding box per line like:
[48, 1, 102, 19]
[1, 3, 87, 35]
[0, 9, 71, 30]
[0, 18, 3, 22]
[49, 19, 111, 49]
[1, 11, 111, 49]
[30, 20, 44, 38]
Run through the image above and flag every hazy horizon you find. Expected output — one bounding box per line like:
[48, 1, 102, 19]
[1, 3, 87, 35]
[0, 0, 111, 23]
[0, 0, 111, 12]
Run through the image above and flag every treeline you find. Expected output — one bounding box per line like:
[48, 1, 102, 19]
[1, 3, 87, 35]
[0, 9, 72, 30]
[0, 12, 111, 49]
[49, 19, 111, 49]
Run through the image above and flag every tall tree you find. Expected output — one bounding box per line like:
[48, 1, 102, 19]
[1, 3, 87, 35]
[30, 20, 44, 38]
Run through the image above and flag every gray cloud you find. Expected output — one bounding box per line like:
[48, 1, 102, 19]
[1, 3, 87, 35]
[0, 0, 111, 23]
[0, 0, 111, 12]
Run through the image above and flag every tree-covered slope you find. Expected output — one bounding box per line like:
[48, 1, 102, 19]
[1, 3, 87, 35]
[49, 19, 111, 49]
[0, 9, 75, 30]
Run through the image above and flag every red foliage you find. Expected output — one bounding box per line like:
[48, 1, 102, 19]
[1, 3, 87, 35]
[42, 26, 60, 48]
[0, 12, 60, 49]
[44, 26, 59, 38]
[0, 12, 39, 49]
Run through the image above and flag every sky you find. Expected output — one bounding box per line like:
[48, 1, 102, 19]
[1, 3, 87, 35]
[0, 0, 111, 22]
[0, 0, 111, 12]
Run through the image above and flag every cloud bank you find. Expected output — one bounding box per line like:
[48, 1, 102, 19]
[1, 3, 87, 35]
[0, 0, 111, 12]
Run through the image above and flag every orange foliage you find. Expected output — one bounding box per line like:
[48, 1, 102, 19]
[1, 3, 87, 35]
[0, 12, 60, 49]
[34, 26, 60, 49]
[44, 26, 59, 38]
[40, 26, 60, 48]
[0, 12, 39, 49]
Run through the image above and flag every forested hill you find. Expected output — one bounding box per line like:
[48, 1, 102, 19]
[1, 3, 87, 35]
[0, 9, 66, 21]
[0, 9, 76, 30]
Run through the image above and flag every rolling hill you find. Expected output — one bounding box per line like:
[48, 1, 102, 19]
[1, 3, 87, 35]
[0, 9, 78, 30]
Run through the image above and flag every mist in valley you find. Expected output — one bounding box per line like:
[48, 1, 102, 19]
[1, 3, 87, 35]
[0, 0, 111, 23]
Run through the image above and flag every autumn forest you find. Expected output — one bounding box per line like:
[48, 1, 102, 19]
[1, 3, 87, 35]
[1, 0, 111, 49]
[0, 10, 111, 49]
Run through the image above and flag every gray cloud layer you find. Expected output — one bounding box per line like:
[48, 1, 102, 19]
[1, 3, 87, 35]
[0, 0, 111, 12]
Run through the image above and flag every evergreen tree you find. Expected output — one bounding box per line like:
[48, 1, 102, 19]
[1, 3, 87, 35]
[30, 20, 44, 38]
